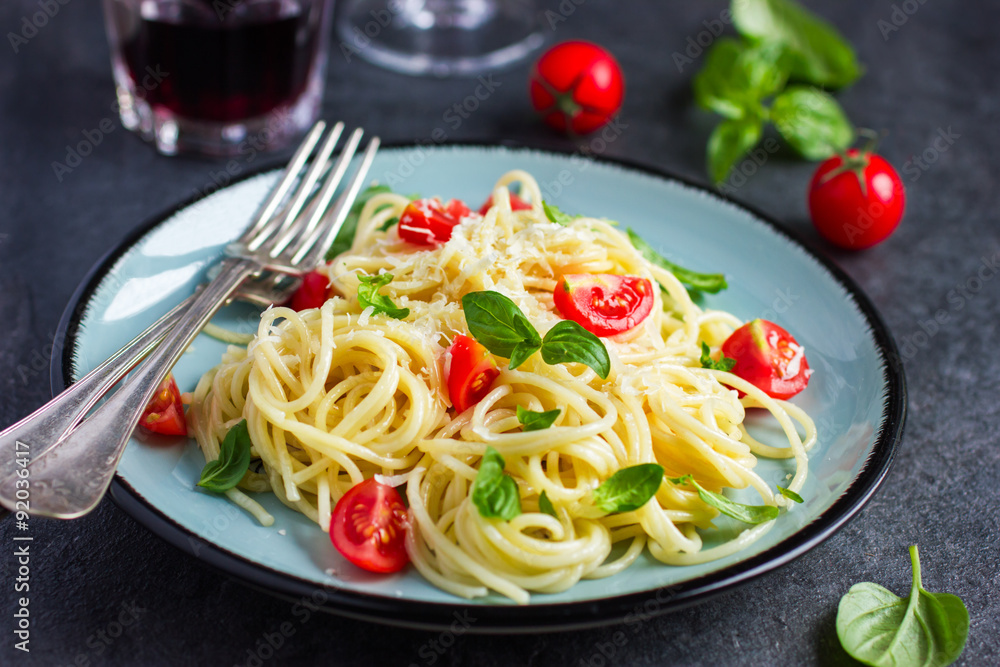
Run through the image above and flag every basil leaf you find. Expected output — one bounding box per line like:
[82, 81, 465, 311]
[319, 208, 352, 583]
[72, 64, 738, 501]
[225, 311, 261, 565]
[670, 474, 779, 524]
[377, 216, 399, 232]
[593, 463, 664, 513]
[733, 0, 863, 90]
[198, 419, 252, 492]
[357, 273, 410, 319]
[700, 342, 736, 372]
[540, 321, 611, 379]
[543, 201, 576, 225]
[708, 113, 765, 184]
[470, 446, 521, 520]
[516, 405, 560, 432]
[776, 485, 804, 503]
[325, 184, 394, 260]
[627, 229, 727, 294]
[538, 490, 557, 518]
[837, 546, 968, 667]
[694, 38, 790, 118]
[462, 291, 541, 365]
[771, 86, 854, 160]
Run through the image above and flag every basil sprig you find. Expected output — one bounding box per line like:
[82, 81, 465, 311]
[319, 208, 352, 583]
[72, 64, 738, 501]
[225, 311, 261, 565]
[670, 474, 778, 524]
[198, 419, 252, 492]
[700, 342, 736, 372]
[516, 406, 560, 432]
[627, 229, 727, 294]
[538, 490, 557, 518]
[837, 546, 968, 667]
[357, 273, 409, 320]
[592, 464, 664, 513]
[462, 291, 611, 378]
[470, 447, 521, 520]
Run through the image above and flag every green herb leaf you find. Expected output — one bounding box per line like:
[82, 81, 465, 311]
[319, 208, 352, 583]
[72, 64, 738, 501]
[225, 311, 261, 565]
[543, 201, 577, 225]
[540, 321, 611, 379]
[732, 0, 863, 89]
[516, 405, 561, 432]
[837, 546, 969, 667]
[357, 273, 410, 319]
[377, 216, 399, 232]
[771, 86, 854, 160]
[325, 184, 394, 260]
[694, 38, 790, 118]
[198, 419, 252, 492]
[708, 113, 765, 184]
[538, 490, 557, 518]
[700, 342, 736, 372]
[593, 464, 664, 513]
[470, 446, 522, 520]
[627, 229, 728, 294]
[776, 485, 804, 503]
[462, 291, 542, 367]
[670, 474, 779, 524]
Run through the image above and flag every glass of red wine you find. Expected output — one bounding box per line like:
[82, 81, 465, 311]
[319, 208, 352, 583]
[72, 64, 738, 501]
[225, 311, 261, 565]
[102, 0, 334, 156]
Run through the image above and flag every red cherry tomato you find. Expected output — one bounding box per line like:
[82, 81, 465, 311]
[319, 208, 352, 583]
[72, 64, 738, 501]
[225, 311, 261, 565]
[808, 149, 905, 249]
[552, 274, 654, 337]
[478, 192, 533, 216]
[398, 198, 473, 246]
[720, 319, 811, 400]
[289, 270, 330, 310]
[529, 41, 625, 135]
[447, 334, 500, 413]
[139, 374, 187, 436]
[330, 478, 409, 573]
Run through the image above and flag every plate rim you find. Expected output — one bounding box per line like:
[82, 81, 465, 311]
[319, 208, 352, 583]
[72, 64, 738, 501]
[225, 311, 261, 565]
[51, 141, 907, 633]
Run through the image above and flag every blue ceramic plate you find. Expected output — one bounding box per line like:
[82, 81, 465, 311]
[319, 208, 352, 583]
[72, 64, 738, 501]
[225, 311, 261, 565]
[55, 145, 905, 631]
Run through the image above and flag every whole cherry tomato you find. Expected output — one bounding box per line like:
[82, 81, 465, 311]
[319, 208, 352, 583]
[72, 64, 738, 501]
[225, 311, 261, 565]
[552, 274, 654, 337]
[720, 319, 811, 400]
[447, 334, 500, 413]
[330, 478, 409, 573]
[529, 41, 625, 135]
[808, 149, 905, 249]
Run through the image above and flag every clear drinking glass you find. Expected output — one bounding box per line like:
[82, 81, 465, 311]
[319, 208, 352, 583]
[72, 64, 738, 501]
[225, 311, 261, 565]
[102, 0, 334, 156]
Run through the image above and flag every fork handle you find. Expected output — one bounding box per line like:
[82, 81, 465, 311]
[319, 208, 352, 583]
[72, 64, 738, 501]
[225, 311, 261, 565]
[0, 258, 258, 518]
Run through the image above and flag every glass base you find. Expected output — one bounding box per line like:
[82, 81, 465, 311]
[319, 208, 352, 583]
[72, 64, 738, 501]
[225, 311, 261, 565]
[336, 0, 545, 77]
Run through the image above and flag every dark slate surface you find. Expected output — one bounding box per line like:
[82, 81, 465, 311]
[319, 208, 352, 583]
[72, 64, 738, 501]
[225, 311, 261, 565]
[1, 1, 998, 665]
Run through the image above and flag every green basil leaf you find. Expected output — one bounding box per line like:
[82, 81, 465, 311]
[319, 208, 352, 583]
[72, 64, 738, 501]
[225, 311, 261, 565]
[708, 113, 765, 184]
[540, 321, 611, 379]
[593, 464, 664, 513]
[516, 405, 560, 432]
[377, 216, 399, 232]
[733, 0, 863, 89]
[694, 39, 790, 119]
[776, 485, 804, 503]
[325, 184, 394, 260]
[357, 273, 410, 320]
[670, 474, 779, 524]
[837, 546, 969, 667]
[462, 291, 541, 363]
[198, 419, 252, 492]
[543, 201, 577, 225]
[700, 342, 736, 372]
[627, 229, 727, 294]
[538, 490, 557, 518]
[470, 446, 522, 520]
[771, 86, 854, 160]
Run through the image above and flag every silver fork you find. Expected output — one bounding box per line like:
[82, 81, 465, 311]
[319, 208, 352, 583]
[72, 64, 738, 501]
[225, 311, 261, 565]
[0, 122, 380, 519]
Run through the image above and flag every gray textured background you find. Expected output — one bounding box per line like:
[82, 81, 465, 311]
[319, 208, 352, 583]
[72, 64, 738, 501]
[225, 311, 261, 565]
[1, 0, 998, 665]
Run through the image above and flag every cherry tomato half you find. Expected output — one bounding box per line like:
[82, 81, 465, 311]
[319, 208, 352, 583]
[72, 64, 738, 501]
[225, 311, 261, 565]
[398, 198, 473, 246]
[720, 319, 811, 400]
[139, 374, 187, 436]
[552, 274, 654, 337]
[289, 270, 330, 311]
[808, 149, 905, 250]
[478, 192, 533, 216]
[529, 41, 625, 135]
[447, 334, 500, 413]
[330, 478, 409, 573]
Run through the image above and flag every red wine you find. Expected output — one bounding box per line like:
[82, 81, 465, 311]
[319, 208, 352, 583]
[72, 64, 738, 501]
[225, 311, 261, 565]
[118, 1, 321, 123]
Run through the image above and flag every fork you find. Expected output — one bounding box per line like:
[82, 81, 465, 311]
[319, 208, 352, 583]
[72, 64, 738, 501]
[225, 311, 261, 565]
[0, 122, 380, 518]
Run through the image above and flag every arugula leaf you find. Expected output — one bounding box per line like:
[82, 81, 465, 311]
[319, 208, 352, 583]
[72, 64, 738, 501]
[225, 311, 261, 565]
[700, 342, 736, 372]
[516, 405, 560, 432]
[670, 474, 779, 524]
[470, 447, 522, 520]
[198, 419, 252, 492]
[538, 490, 558, 518]
[593, 464, 664, 513]
[732, 0, 863, 89]
[627, 229, 727, 294]
[543, 201, 576, 225]
[325, 184, 393, 260]
[776, 485, 804, 503]
[462, 291, 542, 367]
[540, 321, 611, 379]
[708, 113, 765, 185]
[837, 546, 968, 667]
[771, 86, 854, 160]
[357, 273, 410, 319]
